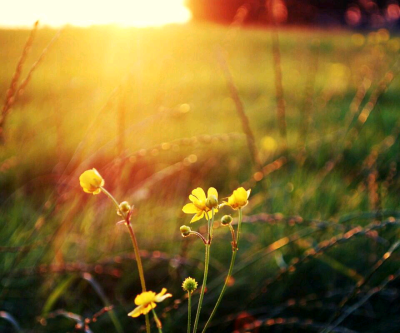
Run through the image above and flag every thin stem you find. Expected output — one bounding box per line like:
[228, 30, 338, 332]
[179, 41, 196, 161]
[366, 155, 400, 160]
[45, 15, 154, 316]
[189, 231, 208, 245]
[125, 224, 147, 291]
[100, 186, 150, 333]
[145, 314, 150, 333]
[201, 250, 237, 333]
[235, 208, 243, 249]
[151, 308, 163, 333]
[101, 187, 146, 291]
[205, 208, 215, 243]
[201, 209, 243, 333]
[187, 292, 192, 333]
[193, 213, 212, 333]
[100, 187, 121, 212]
[210, 208, 215, 241]
[126, 223, 150, 333]
[229, 223, 237, 250]
[205, 211, 211, 244]
[193, 244, 210, 333]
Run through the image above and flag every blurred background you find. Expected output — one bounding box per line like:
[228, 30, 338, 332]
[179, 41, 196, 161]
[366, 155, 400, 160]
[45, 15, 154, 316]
[1, 1, 400, 332]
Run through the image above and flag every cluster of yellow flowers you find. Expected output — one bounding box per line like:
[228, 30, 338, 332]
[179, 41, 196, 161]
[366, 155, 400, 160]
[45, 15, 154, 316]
[182, 187, 250, 223]
[180, 185, 250, 332]
[79, 168, 251, 332]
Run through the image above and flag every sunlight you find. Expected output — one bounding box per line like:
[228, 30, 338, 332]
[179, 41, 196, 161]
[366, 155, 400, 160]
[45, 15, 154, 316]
[0, 0, 191, 28]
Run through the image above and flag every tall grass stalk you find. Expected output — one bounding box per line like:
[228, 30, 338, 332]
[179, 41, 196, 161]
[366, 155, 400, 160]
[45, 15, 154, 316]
[217, 49, 262, 171]
[267, 0, 287, 152]
[0, 20, 39, 143]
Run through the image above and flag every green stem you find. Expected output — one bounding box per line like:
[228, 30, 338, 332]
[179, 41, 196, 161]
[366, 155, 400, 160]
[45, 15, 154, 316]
[100, 187, 150, 333]
[145, 314, 151, 333]
[201, 250, 237, 333]
[193, 243, 210, 333]
[187, 292, 192, 333]
[125, 223, 147, 291]
[151, 308, 163, 333]
[100, 187, 121, 212]
[236, 208, 243, 248]
[210, 208, 215, 241]
[201, 208, 243, 333]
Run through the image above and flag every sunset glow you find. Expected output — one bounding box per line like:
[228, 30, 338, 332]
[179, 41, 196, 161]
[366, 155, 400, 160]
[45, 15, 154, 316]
[1, 0, 191, 28]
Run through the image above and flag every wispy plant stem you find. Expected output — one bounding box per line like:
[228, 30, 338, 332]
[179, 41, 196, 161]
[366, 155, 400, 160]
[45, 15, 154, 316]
[0, 20, 39, 143]
[201, 250, 237, 333]
[217, 49, 262, 171]
[193, 244, 210, 333]
[236, 208, 243, 247]
[267, 0, 287, 151]
[193, 210, 214, 333]
[100, 187, 120, 210]
[125, 223, 147, 292]
[151, 308, 163, 333]
[187, 292, 192, 333]
[100, 186, 150, 333]
[201, 208, 242, 332]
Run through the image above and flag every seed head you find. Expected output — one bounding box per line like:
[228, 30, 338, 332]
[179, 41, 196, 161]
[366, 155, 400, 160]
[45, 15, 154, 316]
[182, 277, 198, 293]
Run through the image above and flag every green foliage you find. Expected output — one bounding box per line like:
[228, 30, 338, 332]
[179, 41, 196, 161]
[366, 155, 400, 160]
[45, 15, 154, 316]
[1, 24, 400, 332]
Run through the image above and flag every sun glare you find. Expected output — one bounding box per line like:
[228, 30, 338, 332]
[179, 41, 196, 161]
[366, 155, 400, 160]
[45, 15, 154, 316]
[1, 0, 191, 28]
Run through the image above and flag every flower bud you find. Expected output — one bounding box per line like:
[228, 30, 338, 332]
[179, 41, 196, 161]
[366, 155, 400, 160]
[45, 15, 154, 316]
[221, 215, 233, 226]
[205, 195, 218, 209]
[79, 168, 104, 195]
[180, 225, 192, 237]
[119, 201, 131, 214]
[182, 277, 198, 293]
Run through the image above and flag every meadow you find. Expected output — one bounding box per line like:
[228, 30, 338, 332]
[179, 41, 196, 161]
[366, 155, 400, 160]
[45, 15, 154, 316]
[1, 22, 400, 332]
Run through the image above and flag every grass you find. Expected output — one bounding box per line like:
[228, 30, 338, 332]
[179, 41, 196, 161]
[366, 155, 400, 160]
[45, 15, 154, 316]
[0, 22, 400, 332]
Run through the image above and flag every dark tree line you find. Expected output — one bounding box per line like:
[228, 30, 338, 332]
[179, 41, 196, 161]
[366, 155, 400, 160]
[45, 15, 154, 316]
[185, 0, 400, 28]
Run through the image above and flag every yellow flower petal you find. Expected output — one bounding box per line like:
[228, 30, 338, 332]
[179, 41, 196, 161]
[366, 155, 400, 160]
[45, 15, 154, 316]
[207, 187, 218, 200]
[128, 305, 145, 317]
[190, 211, 205, 223]
[182, 203, 198, 214]
[233, 187, 247, 203]
[191, 187, 206, 201]
[223, 187, 251, 210]
[141, 302, 156, 315]
[135, 291, 156, 306]
[155, 288, 172, 303]
[189, 195, 204, 209]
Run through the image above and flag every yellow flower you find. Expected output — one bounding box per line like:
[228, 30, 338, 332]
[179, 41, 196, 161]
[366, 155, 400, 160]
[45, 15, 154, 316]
[79, 168, 104, 195]
[221, 187, 251, 210]
[128, 288, 172, 318]
[182, 187, 219, 223]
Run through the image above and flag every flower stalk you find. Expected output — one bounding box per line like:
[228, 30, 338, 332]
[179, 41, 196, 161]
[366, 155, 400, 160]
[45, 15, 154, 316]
[192, 209, 214, 333]
[151, 308, 163, 333]
[201, 208, 243, 333]
[99, 186, 150, 333]
[187, 291, 192, 333]
[193, 242, 210, 333]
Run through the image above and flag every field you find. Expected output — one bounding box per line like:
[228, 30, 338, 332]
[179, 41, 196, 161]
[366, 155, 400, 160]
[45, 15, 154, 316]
[1, 23, 400, 332]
